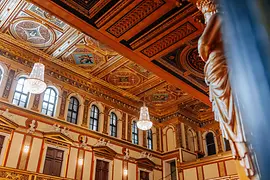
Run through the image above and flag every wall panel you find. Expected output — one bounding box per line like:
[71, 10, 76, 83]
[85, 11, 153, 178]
[128, 162, 137, 180]
[67, 147, 78, 179]
[203, 163, 219, 179]
[6, 132, 24, 168]
[27, 137, 42, 172]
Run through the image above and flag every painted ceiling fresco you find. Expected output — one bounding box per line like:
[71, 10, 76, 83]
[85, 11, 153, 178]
[0, 0, 213, 125]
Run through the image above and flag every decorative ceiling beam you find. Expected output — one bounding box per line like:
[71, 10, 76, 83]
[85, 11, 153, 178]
[28, 0, 211, 106]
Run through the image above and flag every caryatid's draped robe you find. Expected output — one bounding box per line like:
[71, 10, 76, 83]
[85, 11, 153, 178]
[192, 0, 254, 176]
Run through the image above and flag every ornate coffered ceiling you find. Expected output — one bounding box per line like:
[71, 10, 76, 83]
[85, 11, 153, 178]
[0, 0, 214, 125]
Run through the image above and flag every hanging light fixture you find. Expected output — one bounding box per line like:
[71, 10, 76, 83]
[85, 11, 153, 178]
[137, 103, 152, 131]
[25, 62, 47, 94]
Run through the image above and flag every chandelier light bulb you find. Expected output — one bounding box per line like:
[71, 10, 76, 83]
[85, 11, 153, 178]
[137, 104, 152, 131]
[25, 63, 47, 94]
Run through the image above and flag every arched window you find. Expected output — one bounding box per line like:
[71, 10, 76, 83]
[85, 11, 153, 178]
[67, 97, 79, 124]
[12, 77, 30, 108]
[41, 87, 57, 116]
[206, 132, 216, 156]
[187, 129, 195, 152]
[109, 112, 117, 137]
[90, 105, 99, 131]
[132, 121, 139, 145]
[147, 129, 153, 150]
[224, 138, 231, 151]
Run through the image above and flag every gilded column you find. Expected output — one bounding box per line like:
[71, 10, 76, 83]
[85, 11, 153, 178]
[156, 127, 161, 152]
[58, 90, 68, 120]
[184, 125, 189, 150]
[127, 115, 132, 142]
[2, 69, 15, 99]
[216, 130, 223, 153]
[122, 113, 126, 140]
[176, 121, 183, 148]
[82, 99, 90, 127]
[102, 106, 110, 134]
[159, 127, 163, 152]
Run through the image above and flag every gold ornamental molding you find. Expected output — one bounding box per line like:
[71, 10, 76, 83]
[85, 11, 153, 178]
[0, 33, 140, 102]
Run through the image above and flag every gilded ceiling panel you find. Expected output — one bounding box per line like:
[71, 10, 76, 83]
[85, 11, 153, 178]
[0, 0, 214, 125]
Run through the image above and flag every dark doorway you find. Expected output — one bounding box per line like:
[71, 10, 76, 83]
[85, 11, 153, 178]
[43, 147, 64, 177]
[95, 159, 109, 180]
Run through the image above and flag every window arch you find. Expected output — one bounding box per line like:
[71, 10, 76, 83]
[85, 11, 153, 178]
[67, 96, 79, 124]
[109, 112, 117, 137]
[224, 138, 231, 151]
[132, 121, 139, 145]
[12, 77, 30, 108]
[41, 87, 57, 116]
[147, 129, 153, 150]
[187, 129, 195, 152]
[90, 105, 99, 131]
[206, 132, 216, 156]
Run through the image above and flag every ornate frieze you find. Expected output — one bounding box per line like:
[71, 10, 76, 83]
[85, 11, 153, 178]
[106, 0, 165, 38]
[141, 22, 197, 58]
[129, 4, 197, 50]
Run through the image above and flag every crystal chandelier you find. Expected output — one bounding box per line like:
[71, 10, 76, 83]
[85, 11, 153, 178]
[137, 103, 152, 131]
[25, 63, 47, 94]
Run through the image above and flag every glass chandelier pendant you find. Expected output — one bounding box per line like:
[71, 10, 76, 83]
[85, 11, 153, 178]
[25, 63, 47, 94]
[137, 103, 152, 131]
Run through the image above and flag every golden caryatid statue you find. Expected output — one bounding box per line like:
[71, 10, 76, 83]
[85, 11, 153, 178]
[189, 0, 255, 177]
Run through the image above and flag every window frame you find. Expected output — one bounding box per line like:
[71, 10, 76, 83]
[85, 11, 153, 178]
[132, 121, 139, 145]
[206, 132, 217, 156]
[12, 77, 30, 108]
[109, 112, 117, 137]
[147, 129, 153, 150]
[224, 138, 231, 151]
[90, 105, 99, 131]
[67, 96, 79, 124]
[41, 87, 57, 117]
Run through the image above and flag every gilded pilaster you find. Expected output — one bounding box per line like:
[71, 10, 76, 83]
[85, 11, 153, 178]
[127, 115, 132, 142]
[176, 121, 183, 148]
[2, 69, 15, 99]
[102, 106, 110, 134]
[31, 94, 41, 111]
[143, 131, 147, 147]
[58, 90, 68, 120]
[121, 113, 126, 140]
[82, 99, 90, 128]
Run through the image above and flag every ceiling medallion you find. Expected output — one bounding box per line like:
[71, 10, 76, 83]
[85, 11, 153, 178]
[10, 18, 55, 48]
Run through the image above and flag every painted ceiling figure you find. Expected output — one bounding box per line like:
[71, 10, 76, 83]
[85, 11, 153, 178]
[79, 54, 93, 64]
[190, 0, 255, 177]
